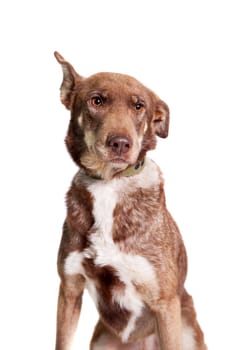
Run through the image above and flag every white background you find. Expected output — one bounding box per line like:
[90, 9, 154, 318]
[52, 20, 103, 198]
[0, 1, 232, 349]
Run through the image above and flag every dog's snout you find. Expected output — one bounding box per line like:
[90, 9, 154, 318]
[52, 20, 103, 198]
[107, 135, 132, 155]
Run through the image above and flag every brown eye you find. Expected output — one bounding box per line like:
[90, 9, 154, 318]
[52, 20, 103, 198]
[135, 103, 143, 110]
[91, 96, 103, 107]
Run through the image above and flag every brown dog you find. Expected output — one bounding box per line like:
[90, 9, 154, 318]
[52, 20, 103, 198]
[54, 51, 207, 350]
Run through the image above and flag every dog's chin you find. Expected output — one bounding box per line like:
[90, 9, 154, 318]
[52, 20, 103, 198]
[109, 159, 129, 176]
[80, 152, 131, 180]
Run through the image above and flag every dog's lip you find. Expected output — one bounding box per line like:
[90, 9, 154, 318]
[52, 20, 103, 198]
[110, 158, 128, 164]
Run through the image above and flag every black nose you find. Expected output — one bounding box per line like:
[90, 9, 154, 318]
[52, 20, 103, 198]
[107, 135, 131, 155]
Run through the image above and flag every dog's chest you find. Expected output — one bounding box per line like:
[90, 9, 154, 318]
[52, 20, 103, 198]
[84, 178, 156, 340]
[66, 176, 156, 341]
[65, 167, 160, 341]
[84, 178, 154, 273]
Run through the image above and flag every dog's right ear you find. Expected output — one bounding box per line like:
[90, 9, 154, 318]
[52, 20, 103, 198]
[54, 51, 83, 110]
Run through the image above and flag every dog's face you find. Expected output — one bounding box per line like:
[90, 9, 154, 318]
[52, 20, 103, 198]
[55, 52, 169, 179]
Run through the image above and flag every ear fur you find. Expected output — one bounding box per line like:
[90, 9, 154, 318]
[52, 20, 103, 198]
[54, 51, 83, 110]
[153, 99, 170, 138]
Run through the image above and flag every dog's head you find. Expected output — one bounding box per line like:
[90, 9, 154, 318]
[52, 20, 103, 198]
[55, 52, 169, 180]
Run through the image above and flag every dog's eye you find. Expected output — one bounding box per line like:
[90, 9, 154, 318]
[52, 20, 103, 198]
[135, 103, 143, 110]
[91, 96, 103, 107]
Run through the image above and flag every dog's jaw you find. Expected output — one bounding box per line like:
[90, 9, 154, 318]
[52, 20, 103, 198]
[80, 151, 131, 180]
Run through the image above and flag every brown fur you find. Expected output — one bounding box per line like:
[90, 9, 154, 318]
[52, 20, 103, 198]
[54, 51, 207, 350]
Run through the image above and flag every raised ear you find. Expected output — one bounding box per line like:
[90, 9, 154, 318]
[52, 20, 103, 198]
[153, 99, 170, 138]
[54, 51, 83, 110]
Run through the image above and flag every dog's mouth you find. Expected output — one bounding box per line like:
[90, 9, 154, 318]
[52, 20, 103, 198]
[109, 158, 128, 164]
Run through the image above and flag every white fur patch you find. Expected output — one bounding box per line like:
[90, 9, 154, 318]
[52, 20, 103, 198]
[182, 323, 197, 350]
[85, 168, 158, 342]
[77, 114, 83, 127]
[64, 251, 99, 305]
[64, 251, 83, 275]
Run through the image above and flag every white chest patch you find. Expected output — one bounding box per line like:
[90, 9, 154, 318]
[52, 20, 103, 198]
[65, 160, 160, 342]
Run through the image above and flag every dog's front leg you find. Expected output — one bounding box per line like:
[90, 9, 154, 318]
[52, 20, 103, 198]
[55, 274, 85, 350]
[156, 296, 182, 350]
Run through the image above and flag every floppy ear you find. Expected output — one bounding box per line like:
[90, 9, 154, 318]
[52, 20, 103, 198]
[54, 51, 83, 110]
[153, 99, 170, 138]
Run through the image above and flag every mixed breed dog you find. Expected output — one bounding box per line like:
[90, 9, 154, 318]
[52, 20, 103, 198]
[54, 51, 207, 350]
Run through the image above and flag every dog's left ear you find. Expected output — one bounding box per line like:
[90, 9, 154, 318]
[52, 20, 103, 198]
[152, 99, 170, 138]
[54, 51, 83, 110]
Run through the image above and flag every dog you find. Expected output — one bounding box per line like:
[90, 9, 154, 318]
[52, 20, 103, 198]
[54, 51, 207, 350]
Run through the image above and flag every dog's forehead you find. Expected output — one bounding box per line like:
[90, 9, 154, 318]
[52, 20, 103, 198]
[82, 72, 150, 97]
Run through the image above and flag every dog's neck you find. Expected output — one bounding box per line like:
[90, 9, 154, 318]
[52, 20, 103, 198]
[83, 158, 146, 180]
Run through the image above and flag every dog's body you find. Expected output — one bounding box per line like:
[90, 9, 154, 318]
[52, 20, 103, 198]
[54, 52, 207, 350]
